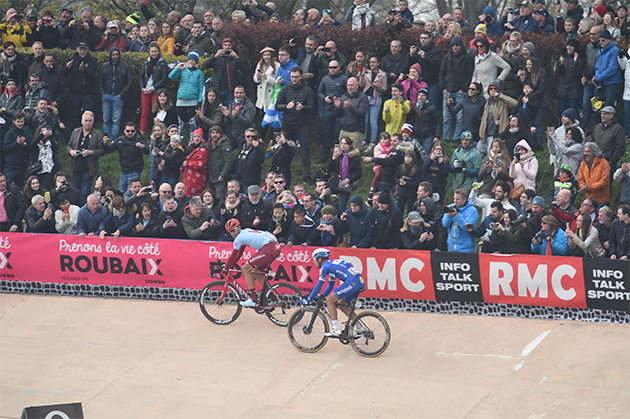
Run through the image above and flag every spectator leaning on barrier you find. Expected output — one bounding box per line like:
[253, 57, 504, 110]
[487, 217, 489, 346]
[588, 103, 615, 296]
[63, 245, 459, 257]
[158, 193, 187, 239]
[531, 215, 569, 256]
[609, 204, 630, 259]
[339, 194, 373, 248]
[371, 189, 402, 249]
[442, 188, 479, 253]
[566, 211, 606, 258]
[287, 207, 314, 246]
[182, 195, 220, 240]
[54, 194, 80, 235]
[77, 194, 109, 237]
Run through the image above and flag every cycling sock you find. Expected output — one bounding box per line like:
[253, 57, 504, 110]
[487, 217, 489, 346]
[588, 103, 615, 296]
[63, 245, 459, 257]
[332, 320, 339, 331]
[248, 289, 258, 302]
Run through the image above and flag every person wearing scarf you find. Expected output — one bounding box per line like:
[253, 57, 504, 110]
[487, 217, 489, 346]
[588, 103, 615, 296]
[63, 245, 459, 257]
[0, 41, 24, 91]
[309, 204, 342, 246]
[348, 0, 376, 30]
[548, 108, 584, 176]
[181, 128, 209, 197]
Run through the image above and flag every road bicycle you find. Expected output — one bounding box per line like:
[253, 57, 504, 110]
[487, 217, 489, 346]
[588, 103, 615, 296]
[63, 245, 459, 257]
[199, 261, 303, 327]
[287, 291, 391, 357]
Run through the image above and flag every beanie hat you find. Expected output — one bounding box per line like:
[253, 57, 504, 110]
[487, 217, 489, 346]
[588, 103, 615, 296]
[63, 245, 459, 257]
[532, 196, 545, 207]
[483, 6, 496, 18]
[418, 87, 429, 97]
[600, 29, 612, 39]
[187, 50, 200, 63]
[409, 63, 421, 75]
[461, 131, 473, 141]
[522, 42, 535, 55]
[451, 35, 464, 47]
[562, 108, 577, 122]
[126, 12, 141, 25]
[595, 5, 607, 17]
[192, 128, 204, 138]
[475, 23, 487, 35]
[401, 123, 413, 135]
[378, 189, 392, 205]
[321, 205, 335, 215]
[350, 194, 363, 207]
[567, 37, 581, 51]
[222, 37, 233, 45]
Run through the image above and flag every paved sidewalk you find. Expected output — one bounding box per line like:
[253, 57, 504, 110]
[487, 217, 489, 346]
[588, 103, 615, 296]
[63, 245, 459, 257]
[1, 293, 628, 418]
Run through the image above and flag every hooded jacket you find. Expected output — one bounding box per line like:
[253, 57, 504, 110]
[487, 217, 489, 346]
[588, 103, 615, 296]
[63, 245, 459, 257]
[447, 94, 486, 135]
[595, 41, 621, 86]
[340, 198, 373, 248]
[556, 48, 585, 100]
[479, 80, 518, 140]
[439, 44, 474, 92]
[474, 7, 505, 36]
[371, 204, 403, 249]
[0, 88, 24, 120]
[104, 131, 149, 174]
[275, 59, 300, 86]
[411, 99, 441, 139]
[450, 143, 483, 191]
[207, 135, 234, 183]
[186, 30, 215, 57]
[442, 198, 478, 252]
[99, 48, 132, 97]
[168, 65, 205, 103]
[509, 140, 538, 191]
[408, 197, 447, 250]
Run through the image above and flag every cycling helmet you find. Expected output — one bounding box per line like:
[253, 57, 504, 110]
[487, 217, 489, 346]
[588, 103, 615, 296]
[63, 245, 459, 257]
[312, 248, 330, 260]
[225, 218, 240, 232]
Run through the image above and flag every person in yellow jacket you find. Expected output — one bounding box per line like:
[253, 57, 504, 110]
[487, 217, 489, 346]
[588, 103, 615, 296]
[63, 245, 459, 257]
[0, 10, 32, 48]
[382, 83, 410, 135]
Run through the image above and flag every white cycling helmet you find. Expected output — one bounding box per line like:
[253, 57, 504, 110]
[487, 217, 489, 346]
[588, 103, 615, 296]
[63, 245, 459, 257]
[312, 248, 330, 260]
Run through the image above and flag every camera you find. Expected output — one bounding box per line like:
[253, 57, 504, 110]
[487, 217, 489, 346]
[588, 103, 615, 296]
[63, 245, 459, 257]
[507, 7, 513, 13]
[444, 206, 457, 214]
[511, 214, 527, 226]
[485, 15, 493, 23]
[490, 222, 500, 229]
[61, 180, 69, 187]
[321, 47, 331, 52]
[550, 202, 559, 210]
[533, 231, 545, 245]
[104, 196, 111, 204]
[402, 74, 409, 80]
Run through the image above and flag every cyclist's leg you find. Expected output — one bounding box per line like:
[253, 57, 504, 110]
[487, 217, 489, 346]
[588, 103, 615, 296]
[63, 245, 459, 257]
[243, 242, 281, 304]
[327, 276, 364, 332]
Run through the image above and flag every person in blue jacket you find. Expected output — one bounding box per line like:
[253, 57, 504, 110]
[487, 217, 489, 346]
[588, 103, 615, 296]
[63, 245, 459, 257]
[77, 194, 110, 238]
[531, 214, 569, 255]
[168, 50, 205, 135]
[339, 194, 373, 248]
[476, 6, 504, 36]
[275, 45, 299, 86]
[442, 188, 479, 252]
[502, 2, 540, 33]
[594, 30, 621, 108]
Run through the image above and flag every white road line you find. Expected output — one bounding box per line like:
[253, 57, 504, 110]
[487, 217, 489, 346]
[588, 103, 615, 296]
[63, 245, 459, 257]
[435, 352, 521, 360]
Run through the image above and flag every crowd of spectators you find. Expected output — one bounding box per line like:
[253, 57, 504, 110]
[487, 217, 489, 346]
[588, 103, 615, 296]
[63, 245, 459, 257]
[0, 0, 628, 260]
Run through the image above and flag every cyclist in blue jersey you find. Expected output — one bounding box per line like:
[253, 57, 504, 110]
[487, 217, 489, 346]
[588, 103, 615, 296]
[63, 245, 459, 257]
[301, 248, 365, 336]
[222, 218, 281, 307]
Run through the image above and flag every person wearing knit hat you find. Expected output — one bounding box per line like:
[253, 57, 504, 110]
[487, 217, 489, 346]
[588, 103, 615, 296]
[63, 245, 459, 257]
[170, 49, 205, 139]
[321, 204, 335, 215]
[401, 123, 413, 136]
[556, 25, 582, 114]
[340, 194, 372, 248]
[442, 34, 473, 142]
[532, 196, 545, 208]
[469, 23, 496, 51]
[474, 23, 487, 34]
[522, 42, 535, 56]
[311, 204, 342, 247]
[593, 29, 621, 111]
[562, 108, 577, 123]
[400, 62, 427, 108]
[372, 188, 403, 249]
[126, 11, 141, 26]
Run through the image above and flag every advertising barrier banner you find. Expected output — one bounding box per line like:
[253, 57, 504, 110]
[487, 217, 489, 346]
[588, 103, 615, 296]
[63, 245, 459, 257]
[1, 233, 628, 314]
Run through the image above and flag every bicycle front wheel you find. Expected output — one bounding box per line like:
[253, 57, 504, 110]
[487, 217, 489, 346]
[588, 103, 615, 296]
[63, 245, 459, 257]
[350, 311, 391, 357]
[287, 307, 329, 353]
[199, 280, 243, 325]
[264, 282, 303, 327]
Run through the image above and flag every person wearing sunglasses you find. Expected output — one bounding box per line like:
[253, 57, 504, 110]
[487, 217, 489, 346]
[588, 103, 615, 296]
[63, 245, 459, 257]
[103, 121, 149, 193]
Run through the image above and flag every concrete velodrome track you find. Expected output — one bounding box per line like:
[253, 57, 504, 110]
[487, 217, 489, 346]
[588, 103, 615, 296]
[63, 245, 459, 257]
[0, 293, 628, 419]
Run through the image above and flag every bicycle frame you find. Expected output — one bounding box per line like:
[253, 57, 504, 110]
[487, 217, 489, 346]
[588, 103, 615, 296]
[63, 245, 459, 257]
[215, 267, 274, 305]
[309, 296, 360, 338]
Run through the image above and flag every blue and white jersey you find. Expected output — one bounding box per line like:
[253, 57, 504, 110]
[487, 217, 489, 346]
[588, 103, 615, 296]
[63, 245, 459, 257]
[318, 259, 362, 283]
[233, 228, 277, 251]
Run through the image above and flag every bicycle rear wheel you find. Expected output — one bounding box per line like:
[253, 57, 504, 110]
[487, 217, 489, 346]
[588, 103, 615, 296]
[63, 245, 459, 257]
[264, 282, 303, 327]
[287, 307, 329, 353]
[350, 311, 391, 357]
[199, 280, 243, 325]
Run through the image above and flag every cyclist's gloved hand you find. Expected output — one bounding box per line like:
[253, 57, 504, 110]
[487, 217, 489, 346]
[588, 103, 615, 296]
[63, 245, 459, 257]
[220, 268, 228, 278]
[300, 298, 310, 306]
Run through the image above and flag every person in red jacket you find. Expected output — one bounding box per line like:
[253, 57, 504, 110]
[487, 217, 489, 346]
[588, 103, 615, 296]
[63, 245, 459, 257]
[95, 21, 126, 52]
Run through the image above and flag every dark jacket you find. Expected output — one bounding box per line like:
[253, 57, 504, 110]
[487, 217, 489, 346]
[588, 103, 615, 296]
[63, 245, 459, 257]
[182, 204, 220, 240]
[380, 52, 410, 84]
[421, 155, 450, 192]
[556, 50, 585, 100]
[104, 132, 149, 174]
[0, 90, 24, 121]
[318, 73, 348, 111]
[139, 56, 169, 91]
[267, 210, 292, 244]
[371, 204, 403, 249]
[311, 51, 348, 85]
[203, 53, 249, 92]
[334, 90, 368, 133]
[411, 100, 442, 139]
[24, 204, 55, 233]
[131, 212, 160, 237]
[0, 51, 25, 90]
[439, 49, 474, 92]
[491, 223, 532, 254]
[37, 24, 62, 50]
[62, 52, 98, 95]
[592, 118, 626, 166]
[271, 141, 295, 186]
[39, 66, 66, 105]
[66, 128, 106, 177]
[395, 164, 422, 198]
[109, 208, 135, 236]
[225, 96, 256, 147]
[240, 198, 272, 230]
[556, 5, 585, 33]
[413, 41, 442, 85]
[1, 183, 26, 227]
[327, 147, 362, 187]
[236, 142, 264, 188]
[186, 30, 216, 57]
[447, 94, 486, 135]
[61, 19, 101, 50]
[308, 216, 343, 246]
[77, 203, 109, 234]
[287, 214, 315, 245]
[275, 81, 315, 126]
[373, 143, 408, 186]
[583, 42, 599, 83]
[420, 198, 447, 251]
[3, 125, 35, 170]
[159, 143, 186, 180]
[99, 50, 133, 98]
[340, 201, 373, 248]
[158, 205, 187, 238]
[207, 135, 234, 183]
[609, 218, 630, 259]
